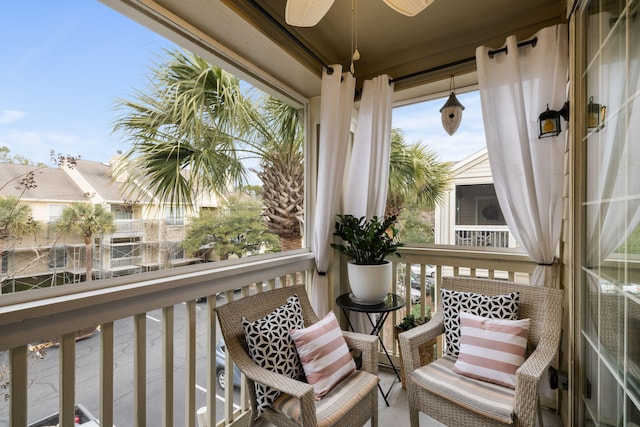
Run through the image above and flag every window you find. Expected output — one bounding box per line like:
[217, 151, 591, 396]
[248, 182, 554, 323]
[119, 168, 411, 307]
[112, 205, 133, 221]
[455, 184, 505, 226]
[48, 204, 66, 222]
[48, 247, 66, 269]
[1, 251, 8, 274]
[165, 206, 184, 226]
[578, 1, 640, 424]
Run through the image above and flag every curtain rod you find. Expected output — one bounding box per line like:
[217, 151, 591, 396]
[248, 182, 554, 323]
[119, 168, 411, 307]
[390, 37, 538, 85]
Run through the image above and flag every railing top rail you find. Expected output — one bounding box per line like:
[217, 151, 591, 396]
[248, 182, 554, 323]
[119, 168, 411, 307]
[397, 244, 536, 271]
[0, 250, 315, 349]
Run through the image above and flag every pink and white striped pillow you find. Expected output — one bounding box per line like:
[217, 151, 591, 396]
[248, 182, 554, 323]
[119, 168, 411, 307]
[290, 312, 356, 399]
[453, 311, 531, 389]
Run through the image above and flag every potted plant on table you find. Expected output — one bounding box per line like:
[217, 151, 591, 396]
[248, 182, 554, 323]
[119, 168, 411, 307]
[331, 214, 404, 304]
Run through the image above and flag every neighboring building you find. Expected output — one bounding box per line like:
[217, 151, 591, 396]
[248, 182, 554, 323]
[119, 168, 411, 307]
[0, 155, 219, 291]
[435, 148, 515, 248]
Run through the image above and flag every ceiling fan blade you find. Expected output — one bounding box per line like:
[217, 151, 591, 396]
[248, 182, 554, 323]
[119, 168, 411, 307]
[285, 0, 335, 27]
[383, 0, 434, 17]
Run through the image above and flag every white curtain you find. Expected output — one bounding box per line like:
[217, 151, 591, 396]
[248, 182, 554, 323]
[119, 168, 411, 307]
[344, 75, 394, 216]
[476, 24, 568, 286]
[344, 74, 394, 331]
[311, 65, 356, 316]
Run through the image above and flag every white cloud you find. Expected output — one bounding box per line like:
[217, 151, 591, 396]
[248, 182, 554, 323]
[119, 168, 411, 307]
[0, 109, 27, 124]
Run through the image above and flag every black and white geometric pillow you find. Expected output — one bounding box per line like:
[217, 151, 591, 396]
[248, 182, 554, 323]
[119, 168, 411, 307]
[242, 294, 305, 415]
[441, 289, 520, 357]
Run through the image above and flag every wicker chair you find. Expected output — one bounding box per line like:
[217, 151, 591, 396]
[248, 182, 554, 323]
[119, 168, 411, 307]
[215, 285, 379, 427]
[399, 277, 563, 427]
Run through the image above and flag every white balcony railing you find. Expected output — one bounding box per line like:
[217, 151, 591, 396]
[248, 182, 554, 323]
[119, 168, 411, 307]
[0, 245, 542, 427]
[0, 250, 315, 427]
[454, 226, 512, 248]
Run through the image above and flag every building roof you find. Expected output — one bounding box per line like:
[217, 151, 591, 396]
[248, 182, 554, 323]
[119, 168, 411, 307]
[72, 159, 153, 204]
[0, 163, 86, 201]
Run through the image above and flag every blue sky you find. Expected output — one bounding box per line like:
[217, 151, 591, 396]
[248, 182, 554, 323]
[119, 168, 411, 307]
[0, 2, 485, 167]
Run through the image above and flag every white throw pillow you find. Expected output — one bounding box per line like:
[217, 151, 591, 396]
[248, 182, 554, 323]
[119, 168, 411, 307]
[453, 311, 531, 388]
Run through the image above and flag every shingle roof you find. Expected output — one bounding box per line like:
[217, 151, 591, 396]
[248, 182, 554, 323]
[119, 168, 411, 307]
[73, 159, 152, 203]
[0, 163, 85, 201]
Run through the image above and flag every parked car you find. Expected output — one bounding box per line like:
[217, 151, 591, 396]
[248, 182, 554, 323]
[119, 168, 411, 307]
[399, 283, 422, 304]
[216, 339, 242, 390]
[411, 264, 436, 278]
[409, 270, 434, 292]
[28, 403, 100, 426]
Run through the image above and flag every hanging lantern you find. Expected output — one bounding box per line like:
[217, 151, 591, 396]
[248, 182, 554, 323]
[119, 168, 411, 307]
[538, 104, 561, 138]
[587, 96, 606, 131]
[440, 75, 465, 135]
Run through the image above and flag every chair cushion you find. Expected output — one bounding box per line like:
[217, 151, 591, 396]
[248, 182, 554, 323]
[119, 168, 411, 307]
[441, 289, 519, 357]
[242, 294, 305, 414]
[411, 355, 516, 424]
[453, 312, 531, 388]
[290, 312, 356, 399]
[271, 370, 379, 427]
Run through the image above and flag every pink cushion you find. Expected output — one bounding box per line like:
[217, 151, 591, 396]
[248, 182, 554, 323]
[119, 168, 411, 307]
[290, 312, 356, 399]
[453, 311, 530, 389]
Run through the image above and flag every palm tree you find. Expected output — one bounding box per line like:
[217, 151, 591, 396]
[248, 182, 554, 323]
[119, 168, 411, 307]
[386, 128, 451, 218]
[0, 196, 40, 291]
[113, 50, 304, 249]
[55, 203, 115, 282]
[113, 50, 251, 210]
[249, 96, 304, 250]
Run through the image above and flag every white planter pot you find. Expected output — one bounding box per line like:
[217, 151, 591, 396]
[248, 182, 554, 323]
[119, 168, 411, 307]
[347, 260, 392, 304]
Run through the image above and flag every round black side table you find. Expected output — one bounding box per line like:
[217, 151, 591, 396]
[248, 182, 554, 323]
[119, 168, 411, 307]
[335, 293, 405, 405]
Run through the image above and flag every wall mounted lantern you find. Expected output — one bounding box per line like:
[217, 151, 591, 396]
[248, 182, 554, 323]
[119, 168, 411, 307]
[538, 104, 561, 138]
[538, 101, 569, 139]
[587, 96, 606, 131]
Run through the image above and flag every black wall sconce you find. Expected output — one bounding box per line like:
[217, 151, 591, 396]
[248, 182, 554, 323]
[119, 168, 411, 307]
[587, 96, 606, 131]
[538, 101, 569, 139]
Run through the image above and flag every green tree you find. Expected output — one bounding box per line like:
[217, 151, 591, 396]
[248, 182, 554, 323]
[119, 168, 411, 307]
[55, 203, 115, 282]
[113, 50, 304, 250]
[183, 194, 280, 259]
[0, 196, 40, 292]
[398, 208, 434, 244]
[387, 128, 451, 218]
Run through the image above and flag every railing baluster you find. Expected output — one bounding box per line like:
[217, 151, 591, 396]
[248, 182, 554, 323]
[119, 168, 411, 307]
[185, 300, 196, 427]
[206, 296, 217, 427]
[9, 345, 28, 426]
[101, 322, 114, 427]
[162, 306, 174, 427]
[134, 313, 147, 427]
[60, 332, 75, 427]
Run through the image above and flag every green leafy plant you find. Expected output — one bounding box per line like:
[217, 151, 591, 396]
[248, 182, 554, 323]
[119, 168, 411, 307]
[330, 214, 404, 265]
[396, 309, 431, 332]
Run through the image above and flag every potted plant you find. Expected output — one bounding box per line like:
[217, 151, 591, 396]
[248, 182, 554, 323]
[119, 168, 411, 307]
[331, 214, 404, 304]
[394, 310, 435, 389]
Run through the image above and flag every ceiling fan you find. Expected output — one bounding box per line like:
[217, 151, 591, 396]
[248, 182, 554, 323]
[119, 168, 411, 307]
[285, 0, 434, 27]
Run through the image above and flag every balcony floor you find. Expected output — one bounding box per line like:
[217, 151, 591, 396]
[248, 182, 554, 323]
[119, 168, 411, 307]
[258, 367, 563, 427]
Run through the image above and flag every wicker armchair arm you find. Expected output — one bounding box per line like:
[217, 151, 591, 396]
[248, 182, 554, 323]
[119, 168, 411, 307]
[514, 336, 560, 427]
[342, 330, 379, 374]
[242, 362, 314, 399]
[398, 310, 445, 377]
